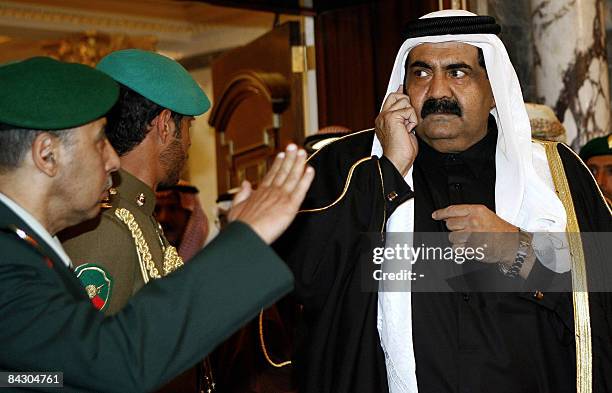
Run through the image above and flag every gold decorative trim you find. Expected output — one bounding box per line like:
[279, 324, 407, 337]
[376, 159, 386, 234]
[115, 208, 160, 284]
[300, 129, 377, 214]
[299, 156, 373, 214]
[42, 31, 157, 67]
[114, 208, 184, 283]
[258, 310, 291, 368]
[162, 244, 183, 275]
[306, 128, 375, 164]
[559, 143, 612, 217]
[0, 1, 210, 35]
[542, 141, 592, 393]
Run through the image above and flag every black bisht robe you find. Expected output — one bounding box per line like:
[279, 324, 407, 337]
[274, 128, 612, 393]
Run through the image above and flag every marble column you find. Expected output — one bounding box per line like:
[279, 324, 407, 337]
[488, 0, 537, 102]
[531, 0, 610, 150]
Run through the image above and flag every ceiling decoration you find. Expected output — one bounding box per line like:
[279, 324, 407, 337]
[42, 31, 156, 66]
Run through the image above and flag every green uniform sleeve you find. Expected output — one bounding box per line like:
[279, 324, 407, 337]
[62, 213, 140, 314]
[0, 221, 293, 393]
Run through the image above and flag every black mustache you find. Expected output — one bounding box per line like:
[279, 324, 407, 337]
[421, 98, 462, 118]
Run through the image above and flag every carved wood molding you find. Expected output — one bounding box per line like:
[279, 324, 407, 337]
[0, 1, 209, 36]
[208, 70, 290, 132]
[210, 70, 291, 193]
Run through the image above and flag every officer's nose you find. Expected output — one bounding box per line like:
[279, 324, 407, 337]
[105, 139, 120, 173]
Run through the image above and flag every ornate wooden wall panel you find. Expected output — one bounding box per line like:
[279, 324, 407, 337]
[210, 70, 290, 194]
[210, 23, 298, 195]
[314, 0, 439, 131]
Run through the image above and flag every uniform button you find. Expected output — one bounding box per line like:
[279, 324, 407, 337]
[534, 291, 544, 300]
[463, 294, 470, 301]
[136, 192, 146, 207]
[454, 183, 462, 190]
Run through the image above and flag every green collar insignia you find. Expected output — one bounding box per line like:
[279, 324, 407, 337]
[75, 263, 113, 312]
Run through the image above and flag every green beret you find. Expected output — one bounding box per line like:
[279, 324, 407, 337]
[96, 49, 210, 116]
[0, 57, 118, 130]
[580, 134, 612, 161]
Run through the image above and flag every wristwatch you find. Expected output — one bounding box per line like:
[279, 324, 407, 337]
[498, 229, 532, 278]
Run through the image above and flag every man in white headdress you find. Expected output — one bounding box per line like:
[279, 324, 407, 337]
[275, 10, 612, 393]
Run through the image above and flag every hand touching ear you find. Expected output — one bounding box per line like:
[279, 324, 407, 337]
[375, 85, 418, 176]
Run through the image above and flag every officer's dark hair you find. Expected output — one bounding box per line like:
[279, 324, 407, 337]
[106, 84, 184, 157]
[0, 123, 74, 172]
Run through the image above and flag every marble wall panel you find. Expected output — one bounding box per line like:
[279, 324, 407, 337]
[481, 0, 611, 148]
[531, 0, 610, 149]
[487, 0, 537, 101]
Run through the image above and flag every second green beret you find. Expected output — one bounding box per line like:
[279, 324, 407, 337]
[580, 134, 612, 161]
[96, 49, 210, 116]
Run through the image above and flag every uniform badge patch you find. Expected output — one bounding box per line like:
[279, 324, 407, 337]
[74, 263, 113, 312]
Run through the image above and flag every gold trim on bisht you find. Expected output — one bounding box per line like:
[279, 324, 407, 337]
[258, 309, 291, 368]
[541, 141, 592, 393]
[114, 208, 183, 284]
[376, 159, 386, 234]
[305, 128, 374, 164]
[299, 156, 374, 214]
[561, 141, 612, 217]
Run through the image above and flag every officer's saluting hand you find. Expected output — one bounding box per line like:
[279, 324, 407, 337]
[230, 143, 314, 244]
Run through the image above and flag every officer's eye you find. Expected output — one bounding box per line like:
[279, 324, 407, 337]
[413, 69, 429, 78]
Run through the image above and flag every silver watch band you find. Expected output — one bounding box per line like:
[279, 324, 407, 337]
[498, 229, 532, 278]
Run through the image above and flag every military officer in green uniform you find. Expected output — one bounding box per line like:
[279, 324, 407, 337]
[0, 56, 314, 392]
[580, 133, 612, 206]
[62, 168, 187, 314]
[61, 50, 210, 315]
[60, 49, 217, 391]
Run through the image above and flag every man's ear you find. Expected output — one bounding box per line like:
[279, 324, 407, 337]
[31, 132, 61, 177]
[152, 109, 173, 145]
